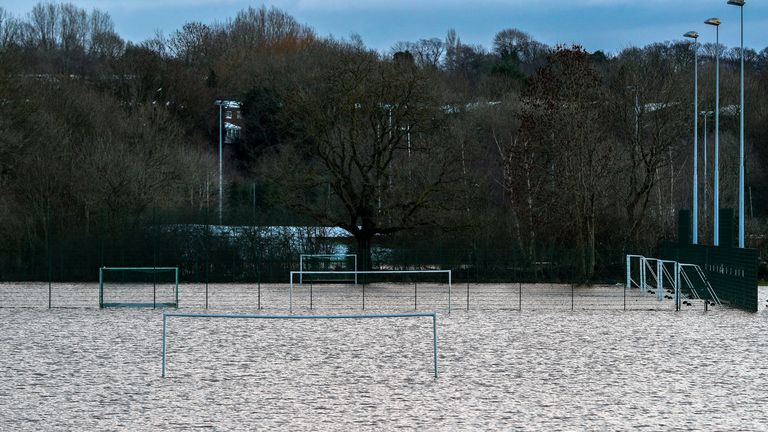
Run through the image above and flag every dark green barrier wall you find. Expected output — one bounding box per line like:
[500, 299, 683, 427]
[0, 208, 627, 285]
[660, 243, 758, 312]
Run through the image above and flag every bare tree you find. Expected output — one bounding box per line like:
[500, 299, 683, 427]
[519, 45, 617, 278]
[28, 2, 59, 50]
[59, 3, 87, 53]
[270, 43, 460, 268]
[606, 43, 691, 248]
[0, 7, 21, 48]
[169, 22, 213, 66]
[88, 9, 123, 59]
[392, 38, 444, 70]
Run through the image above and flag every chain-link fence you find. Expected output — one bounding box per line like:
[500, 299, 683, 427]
[0, 207, 698, 310]
[0, 280, 708, 311]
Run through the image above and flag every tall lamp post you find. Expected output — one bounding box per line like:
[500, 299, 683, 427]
[704, 17, 721, 245]
[728, 0, 746, 248]
[684, 31, 699, 244]
[700, 110, 714, 235]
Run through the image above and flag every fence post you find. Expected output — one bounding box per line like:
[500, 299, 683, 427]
[175, 268, 179, 308]
[448, 270, 452, 313]
[571, 283, 574, 311]
[414, 282, 417, 310]
[99, 267, 103, 308]
[161, 314, 167, 378]
[153, 207, 157, 309]
[310, 282, 313, 310]
[362, 282, 365, 310]
[205, 206, 209, 310]
[623, 281, 626, 311]
[518, 282, 522, 311]
[674, 262, 680, 312]
[466, 267, 470, 311]
[47, 209, 52, 309]
[432, 314, 438, 379]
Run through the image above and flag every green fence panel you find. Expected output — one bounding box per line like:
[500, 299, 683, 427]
[660, 243, 758, 312]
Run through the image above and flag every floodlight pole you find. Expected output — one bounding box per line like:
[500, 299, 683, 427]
[728, 0, 745, 248]
[714, 23, 720, 246]
[693, 38, 698, 244]
[738, 3, 745, 248]
[701, 111, 712, 231]
[705, 18, 721, 246]
[684, 31, 699, 244]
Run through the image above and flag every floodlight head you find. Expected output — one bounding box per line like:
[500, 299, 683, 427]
[727, 0, 745, 7]
[704, 18, 721, 26]
[683, 31, 699, 39]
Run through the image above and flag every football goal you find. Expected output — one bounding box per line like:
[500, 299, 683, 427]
[626, 255, 679, 303]
[625, 254, 721, 309]
[299, 254, 358, 284]
[99, 267, 179, 308]
[289, 269, 452, 313]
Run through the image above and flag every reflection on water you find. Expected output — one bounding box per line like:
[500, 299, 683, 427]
[1, 288, 767, 430]
[0, 281, 727, 311]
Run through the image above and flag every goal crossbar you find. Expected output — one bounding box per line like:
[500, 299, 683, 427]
[99, 266, 179, 308]
[161, 312, 438, 378]
[289, 270, 453, 313]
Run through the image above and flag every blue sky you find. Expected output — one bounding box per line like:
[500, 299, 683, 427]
[4, 0, 767, 54]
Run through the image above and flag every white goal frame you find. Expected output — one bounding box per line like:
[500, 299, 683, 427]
[626, 254, 721, 309]
[289, 270, 452, 313]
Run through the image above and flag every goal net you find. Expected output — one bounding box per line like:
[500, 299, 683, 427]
[99, 267, 179, 308]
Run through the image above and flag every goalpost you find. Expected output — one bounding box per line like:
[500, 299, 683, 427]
[289, 270, 452, 313]
[626, 255, 679, 302]
[626, 254, 646, 291]
[99, 267, 179, 308]
[626, 254, 721, 309]
[299, 254, 358, 284]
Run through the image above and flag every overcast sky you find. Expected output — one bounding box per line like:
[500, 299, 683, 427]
[4, 0, 767, 54]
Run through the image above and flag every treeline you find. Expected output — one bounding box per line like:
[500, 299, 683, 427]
[1, 2, 767, 279]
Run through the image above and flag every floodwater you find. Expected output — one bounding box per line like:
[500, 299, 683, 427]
[1, 285, 767, 430]
[0, 281, 710, 311]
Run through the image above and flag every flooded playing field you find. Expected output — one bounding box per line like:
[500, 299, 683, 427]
[1, 285, 767, 430]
